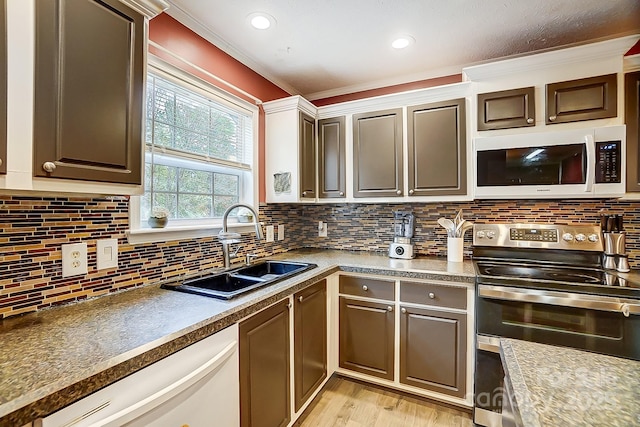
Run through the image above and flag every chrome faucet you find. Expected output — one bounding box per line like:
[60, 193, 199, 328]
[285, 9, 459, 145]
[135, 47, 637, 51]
[218, 203, 264, 268]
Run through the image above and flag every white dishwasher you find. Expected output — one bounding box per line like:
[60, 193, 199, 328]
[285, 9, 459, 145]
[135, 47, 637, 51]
[38, 324, 239, 427]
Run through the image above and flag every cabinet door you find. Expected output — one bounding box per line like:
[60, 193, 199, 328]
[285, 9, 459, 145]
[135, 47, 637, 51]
[0, 0, 5, 174]
[33, 0, 144, 184]
[318, 116, 346, 198]
[626, 71, 640, 192]
[407, 99, 466, 197]
[240, 300, 290, 427]
[399, 305, 466, 398]
[546, 74, 617, 124]
[339, 297, 394, 380]
[294, 280, 327, 411]
[299, 112, 316, 199]
[353, 108, 403, 197]
[477, 87, 535, 131]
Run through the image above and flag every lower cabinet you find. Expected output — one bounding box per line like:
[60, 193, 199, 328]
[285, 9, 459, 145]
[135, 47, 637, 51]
[399, 305, 467, 397]
[294, 279, 328, 411]
[339, 297, 395, 380]
[240, 300, 291, 427]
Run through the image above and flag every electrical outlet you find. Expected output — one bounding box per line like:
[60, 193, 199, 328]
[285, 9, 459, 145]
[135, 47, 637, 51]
[277, 224, 285, 241]
[318, 221, 327, 238]
[266, 225, 275, 242]
[97, 238, 118, 271]
[62, 242, 88, 277]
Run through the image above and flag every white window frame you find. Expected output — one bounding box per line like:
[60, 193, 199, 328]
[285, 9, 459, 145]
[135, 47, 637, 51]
[127, 56, 259, 244]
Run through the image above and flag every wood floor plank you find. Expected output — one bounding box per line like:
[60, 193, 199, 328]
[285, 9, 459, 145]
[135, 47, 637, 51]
[298, 376, 473, 427]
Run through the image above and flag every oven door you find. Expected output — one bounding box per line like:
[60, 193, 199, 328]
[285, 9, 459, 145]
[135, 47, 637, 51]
[477, 284, 640, 359]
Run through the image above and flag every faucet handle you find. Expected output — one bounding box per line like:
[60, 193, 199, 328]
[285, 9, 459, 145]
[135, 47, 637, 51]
[245, 253, 259, 265]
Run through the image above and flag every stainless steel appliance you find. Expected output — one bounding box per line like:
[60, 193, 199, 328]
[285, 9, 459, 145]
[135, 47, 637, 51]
[389, 210, 415, 259]
[474, 125, 625, 199]
[472, 223, 640, 427]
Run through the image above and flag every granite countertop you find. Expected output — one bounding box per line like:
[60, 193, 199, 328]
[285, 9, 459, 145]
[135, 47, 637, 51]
[0, 249, 475, 426]
[500, 338, 640, 427]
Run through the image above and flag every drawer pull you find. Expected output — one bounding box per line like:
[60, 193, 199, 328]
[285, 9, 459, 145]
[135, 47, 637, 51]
[526, 117, 534, 124]
[362, 285, 368, 291]
[387, 306, 393, 312]
[43, 161, 56, 172]
[428, 292, 435, 299]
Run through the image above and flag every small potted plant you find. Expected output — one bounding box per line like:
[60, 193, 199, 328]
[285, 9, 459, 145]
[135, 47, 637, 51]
[148, 207, 170, 228]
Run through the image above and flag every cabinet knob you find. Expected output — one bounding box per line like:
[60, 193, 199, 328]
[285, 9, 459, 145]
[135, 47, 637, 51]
[42, 162, 56, 173]
[401, 307, 407, 314]
[387, 306, 393, 312]
[0, 158, 3, 167]
[302, 191, 307, 196]
[549, 115, 557, 122]
[428, 292, 435, 299]
[408, 189, 414, 195]
[287, 302, 292, 309]
[396, 190, 402, 195]
[362, 285, 368, 291]
[526, 118, 534, 124]
[298, 295, 304, 302]
[339, 192, 344, 196]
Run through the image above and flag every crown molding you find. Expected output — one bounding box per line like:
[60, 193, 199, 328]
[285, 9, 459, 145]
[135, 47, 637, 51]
[262, 95, 318, 117]
[119, 0, 169, 18]
[464, 35, 640, 81]
[165, 2, 300, 96]
[624, 54, 640, 73]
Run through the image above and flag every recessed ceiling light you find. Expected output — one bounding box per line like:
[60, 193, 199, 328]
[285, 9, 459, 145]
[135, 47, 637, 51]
[248, 12, 275, 30]
[391, 35, 415, 49]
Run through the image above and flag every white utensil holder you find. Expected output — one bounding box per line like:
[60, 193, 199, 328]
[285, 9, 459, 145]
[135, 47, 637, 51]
[447, 237, 464, 263]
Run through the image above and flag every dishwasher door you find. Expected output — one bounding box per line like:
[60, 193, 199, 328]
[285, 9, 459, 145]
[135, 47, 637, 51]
[39, 324, 239, 427]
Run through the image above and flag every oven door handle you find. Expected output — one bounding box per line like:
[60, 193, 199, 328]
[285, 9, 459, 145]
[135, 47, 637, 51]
[478, 284, 640, 317]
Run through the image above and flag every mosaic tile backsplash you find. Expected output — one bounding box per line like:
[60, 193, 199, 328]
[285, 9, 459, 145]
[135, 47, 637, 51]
[0, 196, 638, 318]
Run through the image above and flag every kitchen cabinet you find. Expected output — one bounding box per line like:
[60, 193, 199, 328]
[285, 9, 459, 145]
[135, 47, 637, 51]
[407, 98, 466, 197]
[239, 299, 291, 427]
[352, 108, 403, 198]
[626, 71, 640, 192]
[293, 279, 327, 411]
[477, 87, 535, 131]
[33, 0, 144, 184]
[0, 0, 6, 175]
[318, 116, 346, 199]
[264, 96, 318, 203]
[545, 74, 617, 124]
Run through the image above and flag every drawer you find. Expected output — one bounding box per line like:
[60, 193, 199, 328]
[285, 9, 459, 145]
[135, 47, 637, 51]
[339, 275, 395, 300]
[400, 281, 466, 310]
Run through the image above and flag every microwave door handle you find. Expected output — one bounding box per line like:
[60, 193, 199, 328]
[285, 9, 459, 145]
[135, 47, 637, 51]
[584, 134, 595, 192]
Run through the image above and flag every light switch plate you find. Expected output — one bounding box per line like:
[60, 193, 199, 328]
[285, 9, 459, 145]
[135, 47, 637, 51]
[61, 242, 88, 277]
[97, 238, 118, 270]
[266, 225, 275, 242]
[318, 221, 327, 237]
[277, 224, 285, 241]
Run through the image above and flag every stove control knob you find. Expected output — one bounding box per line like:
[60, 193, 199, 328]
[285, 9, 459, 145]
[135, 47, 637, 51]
[562, 233, 574, 242]
[575, 233, 586, 242]
[476, 230, 486, 239]
[486, 231, 496, 239]
[588, 234, 599, 242]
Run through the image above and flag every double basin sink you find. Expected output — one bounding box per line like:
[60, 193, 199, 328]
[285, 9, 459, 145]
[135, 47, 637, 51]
[162, 260, 317, 300]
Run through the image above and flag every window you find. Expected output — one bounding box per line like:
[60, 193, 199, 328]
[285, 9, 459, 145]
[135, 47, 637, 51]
[134, 62, 257, 235]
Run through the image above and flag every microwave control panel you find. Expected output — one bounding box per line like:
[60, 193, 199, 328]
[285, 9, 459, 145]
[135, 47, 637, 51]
[595, 140, 620, 183]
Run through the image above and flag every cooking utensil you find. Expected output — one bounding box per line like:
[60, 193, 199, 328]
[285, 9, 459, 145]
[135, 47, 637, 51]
[438, 217, 455, 237]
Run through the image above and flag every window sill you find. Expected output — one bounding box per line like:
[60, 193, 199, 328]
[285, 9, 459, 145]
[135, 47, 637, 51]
[126, 222, 262, 245]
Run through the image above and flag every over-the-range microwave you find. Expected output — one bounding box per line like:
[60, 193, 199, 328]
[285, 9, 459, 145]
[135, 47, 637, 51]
[473, 125, 625, 199]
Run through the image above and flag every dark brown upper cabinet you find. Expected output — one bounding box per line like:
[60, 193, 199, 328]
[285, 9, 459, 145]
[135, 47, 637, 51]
[546, 74, 617, 125]
[0, 0, 6, 175]
[33, 0, 144, 184]
[240, 299, 291, 427]
[477, 87, 535, 131]
[299, 111, 316, 199]
[293, 280, 327, 412]
[407, 98, 466, 197]
[626, 71, 640, 192]
[318, 116, 346, 198]
[353, 108, 403, 198]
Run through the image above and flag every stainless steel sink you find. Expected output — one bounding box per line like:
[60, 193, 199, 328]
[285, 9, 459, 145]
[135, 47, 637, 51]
[162, 261, 317, 300]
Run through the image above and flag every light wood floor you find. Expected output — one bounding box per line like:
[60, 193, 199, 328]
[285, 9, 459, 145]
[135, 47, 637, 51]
[296, 376, 474, 427]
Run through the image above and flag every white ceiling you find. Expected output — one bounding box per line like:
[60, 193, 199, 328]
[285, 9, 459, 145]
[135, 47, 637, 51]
[165, 0, 640, 100]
